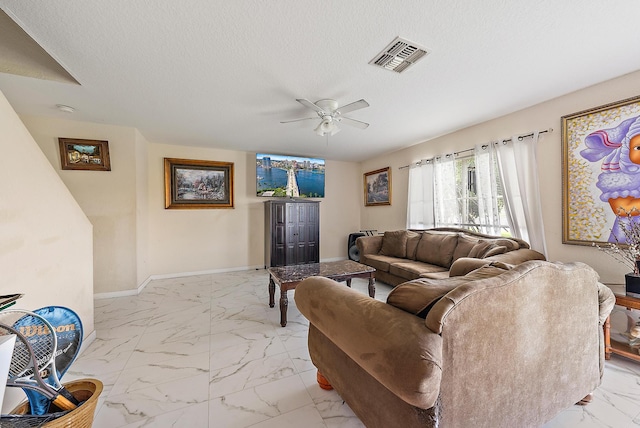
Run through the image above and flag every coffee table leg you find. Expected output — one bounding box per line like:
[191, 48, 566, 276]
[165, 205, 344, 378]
[280, 290, 288, 327]
[268, 276, 275, 308]
[346, 279, 352, 288]
[368, 275, 375, 298]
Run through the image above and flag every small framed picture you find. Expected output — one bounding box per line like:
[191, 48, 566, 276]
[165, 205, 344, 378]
[58, 138, 111, 171]
[364, 167, 391, 206]
[164, 158, 234, 209]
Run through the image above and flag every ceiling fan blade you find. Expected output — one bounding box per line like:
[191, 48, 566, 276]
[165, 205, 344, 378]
[336, 99, 369, 115]
[296, 99, 324, 113]
[280, 117, 318, 124]
[340, 117, 369, 129]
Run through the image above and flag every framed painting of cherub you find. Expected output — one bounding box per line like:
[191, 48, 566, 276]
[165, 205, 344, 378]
[562, 95, 640, 245]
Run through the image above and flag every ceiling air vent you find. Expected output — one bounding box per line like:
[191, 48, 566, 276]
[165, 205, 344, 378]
[369, 37, 430, 73]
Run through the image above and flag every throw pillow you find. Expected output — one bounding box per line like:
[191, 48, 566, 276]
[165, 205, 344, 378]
[379, 230, 408, 258]
[484, 245, 507, 258]
[467, 240, 494, 258]
[452, 234, 479, 261]
[493, 238, 520, 251]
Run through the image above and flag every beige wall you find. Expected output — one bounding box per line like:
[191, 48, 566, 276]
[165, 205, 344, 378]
[147, 143, 361, 276]
[0, 91, 94, 412]
[18, 112, 361, 292]
[22, 115, 140, 294]
[135, 129, 150, 285]
[361, 70, 640, 284]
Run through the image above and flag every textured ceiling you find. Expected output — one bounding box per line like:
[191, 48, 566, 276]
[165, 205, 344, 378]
[1, 1, 640, 162]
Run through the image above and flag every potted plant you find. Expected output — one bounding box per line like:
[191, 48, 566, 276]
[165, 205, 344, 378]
[593, 208, 640, 298]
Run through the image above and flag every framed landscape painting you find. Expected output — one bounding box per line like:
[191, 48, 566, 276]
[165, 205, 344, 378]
[364, 167, 391, 206]
[562, 94, 640, 245]
[58, 138, 111, 171]
[164, 158, 234, 209]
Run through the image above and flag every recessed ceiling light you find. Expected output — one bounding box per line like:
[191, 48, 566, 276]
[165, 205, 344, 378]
[56, 104, 75, 113]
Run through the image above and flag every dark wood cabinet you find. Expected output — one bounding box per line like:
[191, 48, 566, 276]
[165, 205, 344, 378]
[264, 200, 319, 267]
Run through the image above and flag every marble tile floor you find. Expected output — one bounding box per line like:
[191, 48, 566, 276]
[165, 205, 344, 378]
[63, 269, 640, 427]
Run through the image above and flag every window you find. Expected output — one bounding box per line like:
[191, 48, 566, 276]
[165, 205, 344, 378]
[408, 132, 547, 254]
[439, 155, 511, 236]
[408, 146, 511, 237]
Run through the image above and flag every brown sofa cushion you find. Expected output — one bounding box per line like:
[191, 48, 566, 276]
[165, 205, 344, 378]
[389, 261, 448, 281]
[452, 234, 479, 261]
[362, 254, 405, 272]
[467, 239, 508, 258]
[484, 245, 507, 257]
[468, 240, 492, 258]
[493, 238, 520, 251]
[387, 263, 513, 318]
[405, 231, 422, 260]
[387, 280, 459, 318]
[379, 230, 408, 258]
[415, 232, 458, 268]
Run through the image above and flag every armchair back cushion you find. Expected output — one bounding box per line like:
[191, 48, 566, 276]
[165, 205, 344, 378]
[387, 263, 512, 317]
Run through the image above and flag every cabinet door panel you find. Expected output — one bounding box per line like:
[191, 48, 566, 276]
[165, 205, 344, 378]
[265, 201, 319, 267]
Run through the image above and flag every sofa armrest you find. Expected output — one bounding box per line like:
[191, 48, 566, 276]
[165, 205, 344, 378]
[597, 282, 615, 325]
[294, 276, 442, 409]
[356, 235, 383, 255]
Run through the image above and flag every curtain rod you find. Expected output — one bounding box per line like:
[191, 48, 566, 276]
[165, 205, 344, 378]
[398, 128, 553, 170]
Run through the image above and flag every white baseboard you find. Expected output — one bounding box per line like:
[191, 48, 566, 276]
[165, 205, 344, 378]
[320, 257, 347, 262]
[94, 264, 266, 299]
[94, 261, 352, 300]
[93, 289, 139, 299]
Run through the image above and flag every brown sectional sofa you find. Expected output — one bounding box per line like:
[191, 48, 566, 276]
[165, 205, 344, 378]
[294, 260, 615, 427]
[356, 227, 546, 285]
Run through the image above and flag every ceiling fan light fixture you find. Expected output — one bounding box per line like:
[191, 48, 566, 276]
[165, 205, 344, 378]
[314, 118, 340, 136]
[283, 98, 368, 136]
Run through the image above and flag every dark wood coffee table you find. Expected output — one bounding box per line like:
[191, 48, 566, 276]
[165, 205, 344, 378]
[268, 260, 376, 326]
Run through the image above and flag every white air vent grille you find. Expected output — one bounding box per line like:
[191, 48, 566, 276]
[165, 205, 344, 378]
[369, 37, 430, 73]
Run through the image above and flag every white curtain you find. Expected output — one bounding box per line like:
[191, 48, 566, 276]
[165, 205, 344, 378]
[407, 160, 434, 229]
[474, 142, 502, 236]
[496, 132, 548, 255]
[433, 153, 457, 227]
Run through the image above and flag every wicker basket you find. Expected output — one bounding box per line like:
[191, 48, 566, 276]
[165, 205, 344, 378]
[10, 378, 103, 427]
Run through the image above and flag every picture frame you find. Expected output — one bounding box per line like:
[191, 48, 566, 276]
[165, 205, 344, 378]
[561, 94, 640, 245]
[364, 167, 391, 206]
[58, 138, 111, 171]
[164, 158, 234, 209]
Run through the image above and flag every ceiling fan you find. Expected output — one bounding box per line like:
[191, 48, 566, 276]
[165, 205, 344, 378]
[281, 98, 370, 136]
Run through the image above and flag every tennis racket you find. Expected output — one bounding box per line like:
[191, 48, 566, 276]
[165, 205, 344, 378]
[0, 310, 80, 413]
[0, 323, 77, 412]
[25, 306, 83, 414]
